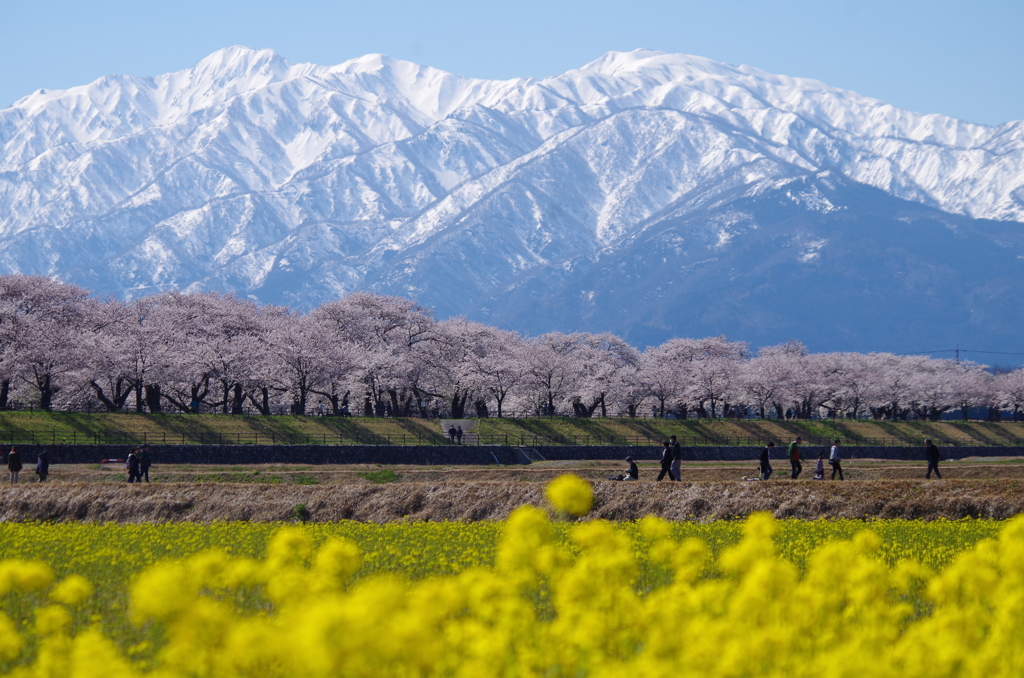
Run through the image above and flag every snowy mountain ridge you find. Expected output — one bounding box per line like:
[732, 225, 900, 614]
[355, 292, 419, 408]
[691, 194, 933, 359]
[0, 47, 1022, 351]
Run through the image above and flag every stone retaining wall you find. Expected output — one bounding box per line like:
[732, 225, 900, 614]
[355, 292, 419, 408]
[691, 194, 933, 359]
[8, 443, 1022, 466]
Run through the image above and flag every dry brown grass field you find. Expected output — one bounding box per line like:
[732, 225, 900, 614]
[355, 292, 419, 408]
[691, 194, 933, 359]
[3, 458, 1024, 522]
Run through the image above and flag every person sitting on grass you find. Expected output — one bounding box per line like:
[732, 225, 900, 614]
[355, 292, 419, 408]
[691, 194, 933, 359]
[609, 457, 639, 481]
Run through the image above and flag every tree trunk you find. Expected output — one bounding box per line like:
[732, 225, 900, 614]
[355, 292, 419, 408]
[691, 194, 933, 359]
[451, 391, 467, 419]
[145, 384, 162, 413]
[231, 384, 245, 414]
[39, 374, 58, 411]
[248, 387, 271, 416]
[89, 378, 133, 412]
[0, 379, 10, 410]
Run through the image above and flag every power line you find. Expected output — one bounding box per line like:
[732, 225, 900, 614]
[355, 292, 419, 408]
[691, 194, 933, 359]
[897, 348, 1024, 357]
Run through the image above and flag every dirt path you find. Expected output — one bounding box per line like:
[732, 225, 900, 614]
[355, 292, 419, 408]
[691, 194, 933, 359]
[22, 457, 1024, 484]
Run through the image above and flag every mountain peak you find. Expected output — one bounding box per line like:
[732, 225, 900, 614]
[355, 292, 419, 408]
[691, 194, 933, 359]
[189, 45, 291, 78]
[335, 52, 398, 74]
[0, 47, 1021, 355]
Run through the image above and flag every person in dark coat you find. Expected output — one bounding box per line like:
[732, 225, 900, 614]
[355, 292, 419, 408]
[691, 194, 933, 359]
[448, 425, 457, 443]
[670, 435, 682, 481]
[925, 439, 942, 479]
[759, 442, 774, 480]
[125, 448, 140, 483]
[656, 441, 676, 481]
[139, 444, 152, 483]
[456, 426, 463, 444]
[35, 449, 49, 482]
[7, 446, 21, 484]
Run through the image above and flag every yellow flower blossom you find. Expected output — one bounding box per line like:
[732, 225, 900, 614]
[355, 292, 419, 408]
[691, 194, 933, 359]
[0, 482, 1021, 676]
[545, 473, 594, 516]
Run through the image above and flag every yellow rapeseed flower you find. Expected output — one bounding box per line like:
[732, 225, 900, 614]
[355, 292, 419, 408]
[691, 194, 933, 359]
[544, 473, 593, 516]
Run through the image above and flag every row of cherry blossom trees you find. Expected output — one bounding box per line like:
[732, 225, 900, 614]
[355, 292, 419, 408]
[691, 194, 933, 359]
[1, 276, 1022, 420]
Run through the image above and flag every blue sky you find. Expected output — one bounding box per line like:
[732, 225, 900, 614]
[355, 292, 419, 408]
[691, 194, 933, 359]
[2, 0, 1022, 124]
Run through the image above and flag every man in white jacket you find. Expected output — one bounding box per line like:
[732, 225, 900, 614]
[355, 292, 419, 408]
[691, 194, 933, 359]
[829, 439, 845, 480]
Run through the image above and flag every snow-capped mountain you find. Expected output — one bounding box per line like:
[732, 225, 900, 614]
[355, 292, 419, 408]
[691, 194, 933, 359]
[1, 47, 1022, 351]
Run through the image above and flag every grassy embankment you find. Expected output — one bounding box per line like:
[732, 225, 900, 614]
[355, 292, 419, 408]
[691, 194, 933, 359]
[0, 411, 1021, 447]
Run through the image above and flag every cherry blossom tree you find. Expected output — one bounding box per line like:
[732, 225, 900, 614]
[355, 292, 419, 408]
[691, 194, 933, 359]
[638, 340, 688, 418]
[996, 369, 1024, 421]
[947, 361, 995, 421]
[462, 327, 528, 418]
[84, 299, 139, 412]
[0, 276, 94, 410]
[905, 358, 957, 421]
[740, 347, 797, 419]
[522, 334, 581, 416]
[687, 337, 748, 418]
[314, 292, 434, 416]
[563, 333, 639, 418]
[266, 313, 341, 416]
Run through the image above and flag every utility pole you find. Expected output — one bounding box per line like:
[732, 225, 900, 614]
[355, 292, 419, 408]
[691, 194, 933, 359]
[956, 345, 960, 364]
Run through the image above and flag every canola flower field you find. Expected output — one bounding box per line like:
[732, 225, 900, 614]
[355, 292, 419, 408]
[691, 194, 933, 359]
[0, 474, 1019, 677]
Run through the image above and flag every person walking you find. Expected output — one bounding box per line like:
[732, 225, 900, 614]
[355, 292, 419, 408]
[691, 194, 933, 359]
[456, 426, 463, 444]
[759, 442, 774, 480]
[925, 439, 942, 479]
[829, 439, 845, 480]
[125, 447, 140, 484]
[813, 452, 825, 480]
[657, 441, 676, 481]
[669, 435, 682, 481]
[35, 449, 49, 482]
[448, 425, 457, 443]
[139, 444, 152, 483]
[788, 436, 803, 480]
[7, 446, 21, 484]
